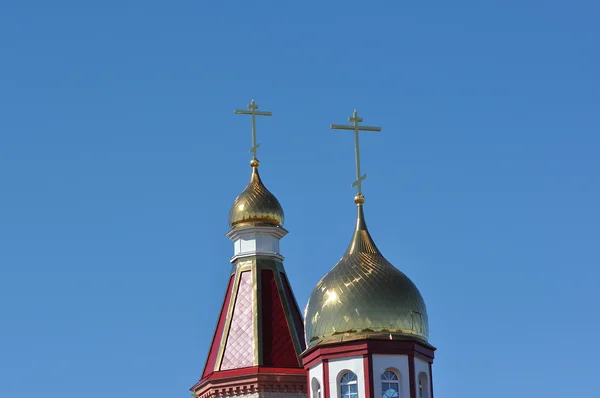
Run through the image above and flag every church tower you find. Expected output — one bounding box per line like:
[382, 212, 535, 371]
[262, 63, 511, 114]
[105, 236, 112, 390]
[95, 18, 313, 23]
[302, 111, 436, 398]
[191, 101, 307, 398]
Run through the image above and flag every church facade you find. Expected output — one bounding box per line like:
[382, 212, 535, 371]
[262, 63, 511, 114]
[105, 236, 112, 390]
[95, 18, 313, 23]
[190, 102, 436, 398]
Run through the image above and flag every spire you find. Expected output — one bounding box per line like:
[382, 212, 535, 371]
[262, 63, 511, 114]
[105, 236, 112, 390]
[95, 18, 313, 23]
[228, 100, 284, 228]
[192, 100, 306, 398]
[303, 110, 430, 350]
[330, 109, 383, 255]
[345, 203, 382, 256]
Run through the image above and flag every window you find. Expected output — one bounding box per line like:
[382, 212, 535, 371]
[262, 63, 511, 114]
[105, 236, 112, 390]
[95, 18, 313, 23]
[381, 370, 399, 398]
[340, 371, 358, 398]
[418, 372, 429, 398]
[312, 378, 322, 398]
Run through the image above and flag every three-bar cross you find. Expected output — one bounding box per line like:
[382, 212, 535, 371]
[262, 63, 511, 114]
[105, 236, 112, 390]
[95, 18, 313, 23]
[234, 99, 272, 161]
[330, 110, 382, 195]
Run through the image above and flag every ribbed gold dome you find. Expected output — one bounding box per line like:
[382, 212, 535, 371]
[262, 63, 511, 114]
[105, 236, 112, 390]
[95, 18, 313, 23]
[304, 204, 429, 348]
[228, 164, 284, 227]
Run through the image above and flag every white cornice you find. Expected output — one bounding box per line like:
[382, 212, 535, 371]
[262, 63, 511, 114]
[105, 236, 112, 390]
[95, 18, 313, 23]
[230, 251, 285, 263]
[225, 224, 288, 241]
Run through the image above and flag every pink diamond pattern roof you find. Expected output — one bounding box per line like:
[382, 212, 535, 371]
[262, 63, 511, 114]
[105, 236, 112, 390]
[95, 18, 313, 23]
[220, 271, 255, 370]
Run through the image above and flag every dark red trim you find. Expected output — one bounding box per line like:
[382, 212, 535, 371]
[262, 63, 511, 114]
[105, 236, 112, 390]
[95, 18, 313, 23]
[302, 339, 435, 369]
[363, 355, 373, 398]
[323, 360, 330, 398]
[192, 369, 306, 398]
[306, 350, 367, 367]
[408, 354, 416, 398]
[307, 370, 311, 398]
[429, 362, 434, 398]
[414, 351, 433, 363]
[201, 275, 234, 379]
[199, 366, 305, 383]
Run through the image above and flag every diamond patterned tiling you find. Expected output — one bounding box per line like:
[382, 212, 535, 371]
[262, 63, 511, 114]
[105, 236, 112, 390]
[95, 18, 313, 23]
[221, 271, 255, 370]
[261, 270, 299, 367]
[281, 272, 306, 352]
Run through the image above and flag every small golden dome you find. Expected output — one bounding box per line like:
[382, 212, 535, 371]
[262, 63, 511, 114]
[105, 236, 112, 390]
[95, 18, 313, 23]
[304, 204, 429, 348]
[228, 164, 284, 227]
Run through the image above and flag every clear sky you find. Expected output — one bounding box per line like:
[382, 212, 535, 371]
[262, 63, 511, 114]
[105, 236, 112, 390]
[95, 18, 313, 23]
[1, 1, 599, 397]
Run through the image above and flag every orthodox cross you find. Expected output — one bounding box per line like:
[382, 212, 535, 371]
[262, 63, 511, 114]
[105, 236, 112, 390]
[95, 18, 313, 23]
[331, 109, 382, 195]
[234, 99, 272, 160]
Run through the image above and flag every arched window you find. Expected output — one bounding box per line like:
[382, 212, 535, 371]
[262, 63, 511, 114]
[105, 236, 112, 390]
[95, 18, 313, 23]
[312, 378, 322, 398]
[381, 370, 399, 398]
[340, 371, 358, 398]
[418, 372, 429, 398]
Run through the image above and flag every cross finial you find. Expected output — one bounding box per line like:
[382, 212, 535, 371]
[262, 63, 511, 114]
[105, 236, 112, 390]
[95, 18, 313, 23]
[234, 99, 272, 166]
[331, 109, 382, 203]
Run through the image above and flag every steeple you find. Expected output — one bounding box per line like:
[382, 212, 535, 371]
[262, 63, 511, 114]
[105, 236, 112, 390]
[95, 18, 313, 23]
[191, 100, 306, 398]
[301, 110, 436, 398]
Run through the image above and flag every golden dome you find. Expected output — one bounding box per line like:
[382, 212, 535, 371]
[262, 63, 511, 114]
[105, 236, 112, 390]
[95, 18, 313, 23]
[304, 203, 429, 348]
[228, 163, 284, 227]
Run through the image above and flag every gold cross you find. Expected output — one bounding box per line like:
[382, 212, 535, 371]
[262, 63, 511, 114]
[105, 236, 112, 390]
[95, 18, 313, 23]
[234, 99, 272, 161]
[331, 109, 382, 195]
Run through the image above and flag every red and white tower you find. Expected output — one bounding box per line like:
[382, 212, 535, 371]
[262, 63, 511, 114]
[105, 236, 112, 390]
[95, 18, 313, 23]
[301, 111, 436, 398]
[191, 101, 307, 398]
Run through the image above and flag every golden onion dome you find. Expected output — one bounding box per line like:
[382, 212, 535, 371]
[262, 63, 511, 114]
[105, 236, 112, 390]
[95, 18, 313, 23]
[304, 200, 429, 348]
[228, 161, 284, 227]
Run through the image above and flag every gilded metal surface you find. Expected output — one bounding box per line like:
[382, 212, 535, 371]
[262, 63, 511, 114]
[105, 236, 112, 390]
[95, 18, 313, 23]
[228, 166, 284, 227]
[331, 109, 382, 194]
[304, 205, 429, 348]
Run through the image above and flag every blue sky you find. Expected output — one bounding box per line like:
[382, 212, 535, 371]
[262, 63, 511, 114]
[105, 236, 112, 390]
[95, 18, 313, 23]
[1, 1, 599, 397]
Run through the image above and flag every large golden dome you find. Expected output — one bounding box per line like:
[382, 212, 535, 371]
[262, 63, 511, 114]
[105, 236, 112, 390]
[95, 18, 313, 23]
[228, 162, 284, 227]
[304, 202, 429, 348]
